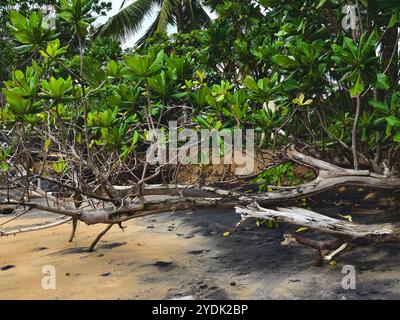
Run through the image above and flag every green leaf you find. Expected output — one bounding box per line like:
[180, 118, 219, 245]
[196, 116, 211, 129]
[44, 139, 51, 152]
[339, 214, 353, 222]
[388, 9, 400, 28]
[9, 11, 27, 29]
[52, 158, 68, 173]
[271, 55, 297, 68]
[132, 131, 139, 145]
[368, 100, 389, 113]
[374, 73, 390, 90]
[343, 37, 358, 60]
[386, 116, 400, 127]
[393, 132, 400, 142]
[244, 77, 259, 92]
[350, 80, 364, 97]
[0, 162, 9, 172]
[316, 0, 328, 9]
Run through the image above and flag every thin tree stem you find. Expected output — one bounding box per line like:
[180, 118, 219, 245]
[352, 95, 361, 170]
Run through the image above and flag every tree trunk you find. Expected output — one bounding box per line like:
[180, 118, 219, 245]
[352, 95, 361, 170]
[175, 1, 184, 33]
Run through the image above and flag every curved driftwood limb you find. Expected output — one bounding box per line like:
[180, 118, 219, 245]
[4, 147, 400, 220]
[0, 217, 73, 236]
[114, 184, 242, 199]
[280, 233, 344, 251]
[61, 143, 400, 226]
[239, 147, 400, 205]
[0, 208, 31, 226]
[0, 201, 79, 217]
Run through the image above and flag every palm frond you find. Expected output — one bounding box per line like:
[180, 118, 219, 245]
[98, 0, 157, 41]
[135, 12, 162, 47]
[156, 0, 176, 32]
[98, 0, 211, 46]
[182, 0, 211, 32]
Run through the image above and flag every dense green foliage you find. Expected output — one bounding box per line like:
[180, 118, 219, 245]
[1, 0, 400, 187]
[0, 0, 111, 84]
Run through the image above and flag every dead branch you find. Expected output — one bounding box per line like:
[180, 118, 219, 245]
[0, 217, 73, 236]
[89, 223, 114, 252]
[235, 204, 400, 264]
[235, 204, 395, 238]
[2, 146, 400, 253]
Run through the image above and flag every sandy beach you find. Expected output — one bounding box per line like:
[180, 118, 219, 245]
[1, 203, 400, 300]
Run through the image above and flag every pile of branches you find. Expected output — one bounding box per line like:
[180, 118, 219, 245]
[1, 145, 399, 264]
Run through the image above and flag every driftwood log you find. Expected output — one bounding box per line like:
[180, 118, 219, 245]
[236, 205, 399, 265]
[1, 147, 400, 260]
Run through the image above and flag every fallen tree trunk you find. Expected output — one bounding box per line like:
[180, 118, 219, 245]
[1, 147, 400, 255]
[239, 147, 400, 204]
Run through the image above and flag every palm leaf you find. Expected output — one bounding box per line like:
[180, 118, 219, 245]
[182, 0, 211, 32]
[135, 12, 162, 47]
[156, 0, 176, 32]
[98, 0, 157, 40]
[98, 0, 211, 45]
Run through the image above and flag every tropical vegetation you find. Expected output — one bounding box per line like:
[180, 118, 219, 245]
[1, 0, 400, 256]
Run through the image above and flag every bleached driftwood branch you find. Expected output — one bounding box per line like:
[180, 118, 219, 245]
[235, 204, 400, 265]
